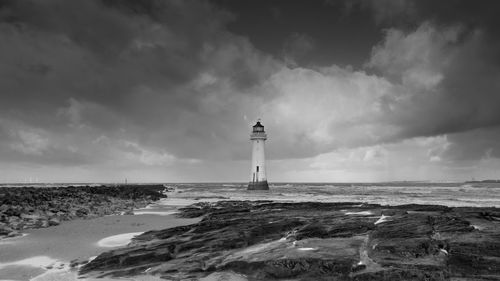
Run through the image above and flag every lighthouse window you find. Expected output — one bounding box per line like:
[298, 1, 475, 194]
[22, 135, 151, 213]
[256, 166, 259, 172]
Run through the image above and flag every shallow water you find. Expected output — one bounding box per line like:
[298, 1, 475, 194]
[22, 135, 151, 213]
[0, 214, 199, 281]
[162, 182, 500, 208]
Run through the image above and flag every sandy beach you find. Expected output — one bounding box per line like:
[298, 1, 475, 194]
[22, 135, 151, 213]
[0, 211, 200, 281]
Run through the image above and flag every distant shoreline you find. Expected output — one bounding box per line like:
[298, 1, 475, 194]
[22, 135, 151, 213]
[1, 180, 498, 186]
[465, 179, 500, 183]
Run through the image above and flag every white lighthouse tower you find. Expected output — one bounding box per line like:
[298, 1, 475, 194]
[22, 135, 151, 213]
[248, 120, 269, 190]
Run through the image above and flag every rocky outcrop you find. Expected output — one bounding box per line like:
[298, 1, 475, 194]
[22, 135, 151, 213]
[80, 201, 500, 280]
[0, 184, 167, 238]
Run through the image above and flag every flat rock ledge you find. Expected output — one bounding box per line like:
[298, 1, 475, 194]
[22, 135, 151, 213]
[80, 201, 500, 281]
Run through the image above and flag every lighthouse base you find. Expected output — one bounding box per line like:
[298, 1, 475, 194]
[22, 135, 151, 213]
[248, 181, 269, 190]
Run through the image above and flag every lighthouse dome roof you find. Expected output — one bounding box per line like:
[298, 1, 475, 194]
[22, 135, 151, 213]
[253, 121, 264, 128]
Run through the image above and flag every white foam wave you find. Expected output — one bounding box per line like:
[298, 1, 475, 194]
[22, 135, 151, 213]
[0, 256, 59, 269]
[374, 215, 391, 225]
[96, 232, 143, 247]
[133, 210, 178, 216]
[345, 211, 373, 215]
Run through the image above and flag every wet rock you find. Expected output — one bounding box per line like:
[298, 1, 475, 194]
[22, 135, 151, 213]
[0, 184, 167, 237]
[75, 208, 89, 217]
[9, 221, 24, 230]
[38, 219, 49, 228]
[48, 217, 60, 226]
[6, 230, 21, 238]
[80, 201, 500, 280]
[70, 258, 90, 268]
[0, 223, 13, 236]
[20, 213, 41, 220]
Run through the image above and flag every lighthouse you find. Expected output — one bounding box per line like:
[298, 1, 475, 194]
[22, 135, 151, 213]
[248, 120, 269, 190]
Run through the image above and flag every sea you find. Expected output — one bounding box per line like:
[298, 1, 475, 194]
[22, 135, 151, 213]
[159, 182, 500, 208]
[4, 181, 498, 208]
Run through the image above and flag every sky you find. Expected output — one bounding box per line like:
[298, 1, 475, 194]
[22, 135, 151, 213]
[1, 0, 500, 183]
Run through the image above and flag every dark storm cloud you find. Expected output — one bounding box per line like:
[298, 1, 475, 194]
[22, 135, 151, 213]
[370, 27, 499, 123]
[256, 0, 500, 161]
[2, 0, 500, 177]
[356, 0, 500, 165]
[442, 127, 500, 162]
[0, 0, 280, 165]
[282, 32, 316, 67]
[212, 0, 382, 68]
[365, 26, 500, 144]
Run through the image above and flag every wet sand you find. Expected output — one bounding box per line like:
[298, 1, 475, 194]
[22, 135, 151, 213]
[0, 212, 200, 281]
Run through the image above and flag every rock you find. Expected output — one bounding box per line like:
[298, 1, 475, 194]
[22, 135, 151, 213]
[75, 208, 89, 217]
[9, 221, 24, 230]
[38, 219, 50, 228]
[0, 223, 21, 238]
[48, 218, 60, 226]
[80, 201, 500, 280]
[4, 208, 21, 217]
[6, 230, 21, 238]
[8, 216, 19, 223]
[0, 224, 14, 236]
[0, 184, 167, 238]
[81, 201, 500, 280]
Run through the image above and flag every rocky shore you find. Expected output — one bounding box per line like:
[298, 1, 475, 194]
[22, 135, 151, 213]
[0, 184, 167, 238]
[81, 200, 500, 280]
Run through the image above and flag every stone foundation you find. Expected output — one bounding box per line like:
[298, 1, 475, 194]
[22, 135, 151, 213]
[248, 181, 269, 190]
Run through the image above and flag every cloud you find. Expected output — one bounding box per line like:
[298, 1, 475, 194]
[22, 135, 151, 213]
[259, 65, 397, 158]
[9, 130, 50, 155]
[358, 0, 417, 25]
[438, 127, 500, 162]
[367, 23, 460, 89]
[257, 21, 500, 163]
[356, 0, 500, 30]
[272, 136, 450, 182]
[120, 141, 176, 166]
[368, 23, 500, 138]
[1, 0, 500, 181]
[282, 32, 316, 67]
[0, 0, 279, 166]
